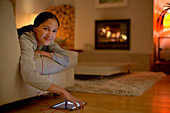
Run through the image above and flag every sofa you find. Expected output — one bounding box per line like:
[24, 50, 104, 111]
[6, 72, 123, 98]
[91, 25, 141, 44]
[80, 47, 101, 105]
[0, 0, 78, 106]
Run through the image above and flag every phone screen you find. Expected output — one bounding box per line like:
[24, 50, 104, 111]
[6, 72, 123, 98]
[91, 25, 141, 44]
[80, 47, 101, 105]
[50, 101, 87, 111]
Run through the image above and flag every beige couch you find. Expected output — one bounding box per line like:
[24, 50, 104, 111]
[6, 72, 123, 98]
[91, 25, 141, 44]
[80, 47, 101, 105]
[0, 0, 78, 106]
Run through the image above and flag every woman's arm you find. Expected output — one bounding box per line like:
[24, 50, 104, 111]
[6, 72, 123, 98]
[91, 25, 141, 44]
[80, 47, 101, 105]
[33, 49, 84, 109]
[48, 42, 69, 67]
[34, 50, 52, 59]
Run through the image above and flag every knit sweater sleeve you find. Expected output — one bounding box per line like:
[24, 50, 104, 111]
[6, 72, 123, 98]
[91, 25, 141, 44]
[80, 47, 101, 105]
[19, 34, 51, 91]
[48, 42, 70, 67]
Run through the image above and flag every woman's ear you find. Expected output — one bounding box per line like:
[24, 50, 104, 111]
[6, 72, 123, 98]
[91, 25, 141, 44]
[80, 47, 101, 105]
[33, 27, 37, 32]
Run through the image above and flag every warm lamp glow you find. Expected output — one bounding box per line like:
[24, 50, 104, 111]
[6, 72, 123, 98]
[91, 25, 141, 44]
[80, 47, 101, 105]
[162, 13, 170, 35]
[163, 14, 170, 28]
[29, 13, 38, 25]
[22, 13, 38, 27]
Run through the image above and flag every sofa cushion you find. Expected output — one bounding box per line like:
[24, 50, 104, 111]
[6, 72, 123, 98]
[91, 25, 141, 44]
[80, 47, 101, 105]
[34, 50, 78, 75]
[65, 50, 78, 67]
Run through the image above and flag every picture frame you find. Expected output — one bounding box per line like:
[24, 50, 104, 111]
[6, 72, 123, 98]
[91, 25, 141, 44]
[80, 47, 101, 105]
[95, 0, 128, 8]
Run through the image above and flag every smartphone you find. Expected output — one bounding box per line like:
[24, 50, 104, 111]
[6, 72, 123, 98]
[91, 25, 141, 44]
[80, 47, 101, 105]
[50, 101, 87, 111]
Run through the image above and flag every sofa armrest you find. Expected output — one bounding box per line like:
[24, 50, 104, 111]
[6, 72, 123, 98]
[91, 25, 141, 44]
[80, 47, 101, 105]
[65, 50, 78, 68]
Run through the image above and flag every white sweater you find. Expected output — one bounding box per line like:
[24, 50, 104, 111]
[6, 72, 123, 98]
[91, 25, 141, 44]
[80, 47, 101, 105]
[19, 31, 69, 91]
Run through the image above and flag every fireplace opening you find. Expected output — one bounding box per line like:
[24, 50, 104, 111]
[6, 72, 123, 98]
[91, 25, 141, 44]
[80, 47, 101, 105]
[95, 19, 130, 50]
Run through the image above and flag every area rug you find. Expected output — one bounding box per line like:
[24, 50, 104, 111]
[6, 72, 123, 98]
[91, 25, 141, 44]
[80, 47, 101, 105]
[66, 72, 166, 96]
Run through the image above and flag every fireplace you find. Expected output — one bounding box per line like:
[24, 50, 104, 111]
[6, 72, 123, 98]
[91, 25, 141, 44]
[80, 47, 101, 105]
[95, 19, 130, 50]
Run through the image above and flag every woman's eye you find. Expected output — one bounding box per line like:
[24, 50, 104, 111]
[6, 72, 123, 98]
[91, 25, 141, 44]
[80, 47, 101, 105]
[43, 28, 48, 30]
[53, 30, 58, 33]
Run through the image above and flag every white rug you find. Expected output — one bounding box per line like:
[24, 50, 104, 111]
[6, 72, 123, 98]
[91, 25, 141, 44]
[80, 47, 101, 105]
[66, 72, 166, 96]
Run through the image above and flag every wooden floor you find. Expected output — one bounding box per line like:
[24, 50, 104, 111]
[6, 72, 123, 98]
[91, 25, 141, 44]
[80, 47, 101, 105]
[1, 75, 170, 113]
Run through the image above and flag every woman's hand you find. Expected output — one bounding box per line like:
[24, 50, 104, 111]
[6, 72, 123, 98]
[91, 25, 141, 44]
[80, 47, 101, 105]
[47, 83, 84, 109]
[34, 50, 52, 59]
[60, 89, 84, 109]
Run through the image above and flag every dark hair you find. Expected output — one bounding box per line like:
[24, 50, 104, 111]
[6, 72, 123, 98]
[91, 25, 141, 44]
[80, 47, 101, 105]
[17, 12, 60, 37]
[34, 12, 60, 27]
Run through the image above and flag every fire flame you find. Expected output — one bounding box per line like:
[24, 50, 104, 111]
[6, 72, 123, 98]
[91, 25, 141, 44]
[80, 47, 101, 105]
[100, 26, 127, 42]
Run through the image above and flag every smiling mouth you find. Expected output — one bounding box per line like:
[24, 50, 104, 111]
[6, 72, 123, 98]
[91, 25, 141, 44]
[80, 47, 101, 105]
[44, 37, 52, 41]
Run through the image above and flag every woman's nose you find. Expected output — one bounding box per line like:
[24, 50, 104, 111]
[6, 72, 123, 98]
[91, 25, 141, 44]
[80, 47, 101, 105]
[47, 30, 53, 37]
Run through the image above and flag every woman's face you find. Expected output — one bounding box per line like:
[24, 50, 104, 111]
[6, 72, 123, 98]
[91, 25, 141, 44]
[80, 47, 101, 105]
[34, 18, 58, 45]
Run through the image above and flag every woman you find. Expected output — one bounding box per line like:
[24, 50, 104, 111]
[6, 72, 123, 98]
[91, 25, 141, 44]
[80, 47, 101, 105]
[18, 12, 84, 109]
